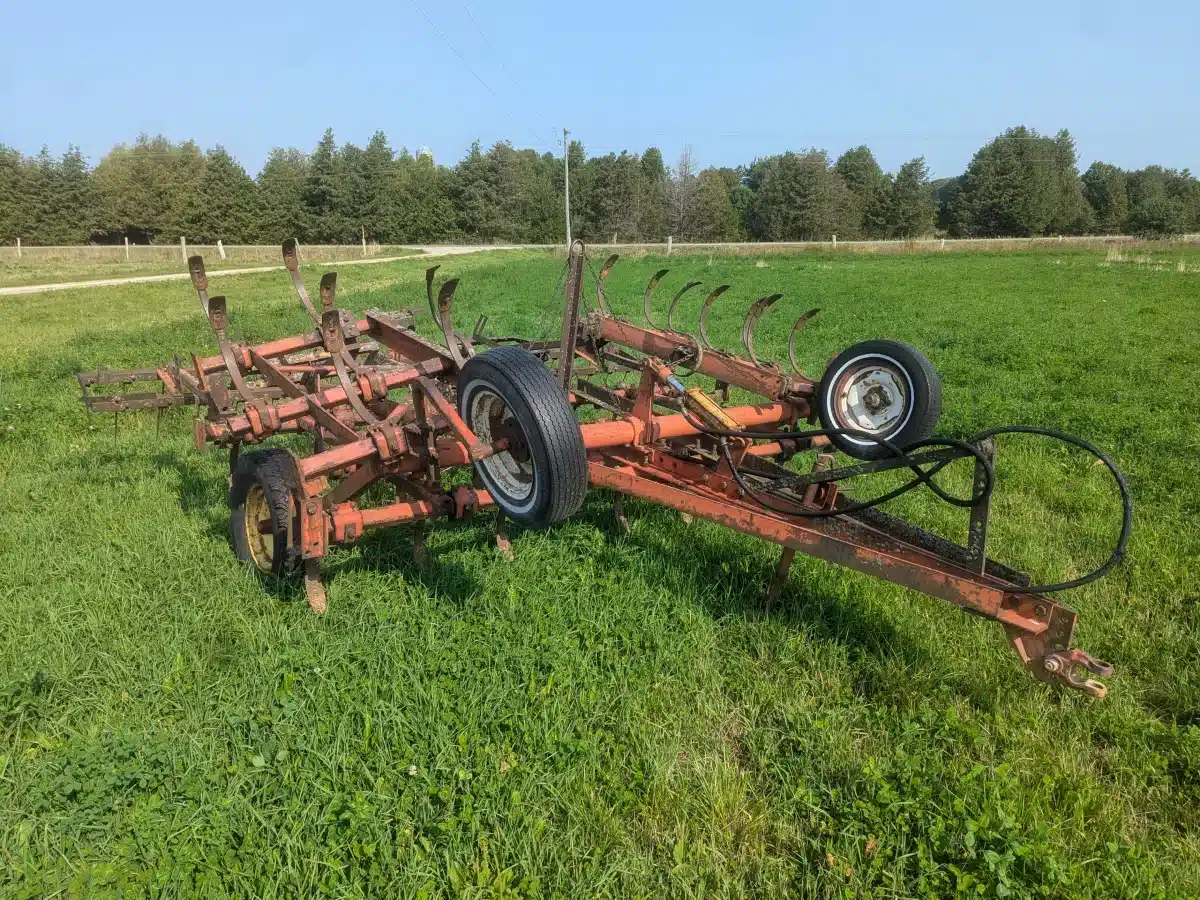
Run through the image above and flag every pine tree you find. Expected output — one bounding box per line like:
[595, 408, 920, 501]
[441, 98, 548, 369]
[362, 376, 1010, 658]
[0, 145, 31, 243]
[637, 148, 669, 240]
[394, 150, 456, 242]
[745, 151, 853, 241]
[257, 148, 310, 243]
[835, 146, 889, 238]
[303, 129, 344, 243]
[691, 169, 741, 241]
[180, 147, 260, 243]
[886, 157, 936, 238]
[1081, 162, 1129, 234]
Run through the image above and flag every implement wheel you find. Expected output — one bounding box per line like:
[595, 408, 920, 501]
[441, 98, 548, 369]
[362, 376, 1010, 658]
[229, 448, 300, 576]
[457, 346, 587, 529]
[817, 339, 942, 460]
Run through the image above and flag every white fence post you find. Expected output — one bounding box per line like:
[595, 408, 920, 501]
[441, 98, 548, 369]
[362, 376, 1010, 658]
[124, 236, 130, 261]
[217, 240, 226, 260]
[941, 238, 946, 250]
[15, 238, 20, 260]
[180, 235, 187, 261]
[361, 225, 367, 257]
[832, 234, 837, 249]
[667, 235, 673, 255]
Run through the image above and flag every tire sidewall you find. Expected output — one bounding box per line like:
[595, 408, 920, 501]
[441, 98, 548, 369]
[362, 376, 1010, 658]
[817, 340, 940, 460]
[229, 449, 297, 576]
[458, 368, 553, 524]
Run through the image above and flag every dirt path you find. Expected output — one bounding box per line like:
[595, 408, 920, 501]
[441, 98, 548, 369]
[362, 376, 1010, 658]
[0, 245, 524, 297]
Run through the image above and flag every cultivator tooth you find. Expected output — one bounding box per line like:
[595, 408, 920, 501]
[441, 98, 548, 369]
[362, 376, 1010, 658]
[437, 277, 474, 368]
[642, 269, 670, 329]
[595, 253, 619, 315]
[787, 308, 820, 376]
[424, 265, 441, 321]
[206, 295, 229, 340]
[188, 255, 210, 315]
[666, 280, 703, 334]
[741, 293, 782, 367]
[697, 285, 731, 351]
[319, 272, 338, 311]
[282, 239, 320, 324]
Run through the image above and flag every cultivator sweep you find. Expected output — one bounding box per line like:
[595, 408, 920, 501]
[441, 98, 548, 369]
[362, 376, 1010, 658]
[79, 241, 1129, 698]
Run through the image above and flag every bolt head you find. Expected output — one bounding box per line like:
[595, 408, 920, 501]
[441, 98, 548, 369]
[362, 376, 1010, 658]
[1043, 657, 1062, 674]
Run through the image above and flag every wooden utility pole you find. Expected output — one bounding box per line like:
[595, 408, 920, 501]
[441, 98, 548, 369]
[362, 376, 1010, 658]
[563, 127, 571, 249]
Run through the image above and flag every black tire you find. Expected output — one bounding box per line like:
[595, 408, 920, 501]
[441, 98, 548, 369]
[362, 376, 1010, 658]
[457, 346, 587, 529]
[229, 448, 300, 575]
[816, 339, 941, 460]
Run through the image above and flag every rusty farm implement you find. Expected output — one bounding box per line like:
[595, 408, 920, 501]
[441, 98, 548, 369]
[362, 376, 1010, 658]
[78, 240, 1130, 698]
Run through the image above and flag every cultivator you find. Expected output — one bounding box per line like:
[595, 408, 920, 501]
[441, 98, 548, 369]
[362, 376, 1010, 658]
[79, 241, 1128, 698]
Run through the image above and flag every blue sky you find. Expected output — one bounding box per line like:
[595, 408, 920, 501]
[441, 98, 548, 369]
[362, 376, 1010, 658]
[1, 0, 1196, 179]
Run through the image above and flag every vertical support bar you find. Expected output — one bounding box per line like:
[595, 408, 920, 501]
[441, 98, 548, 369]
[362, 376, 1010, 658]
[966, 438, 995, 573]
[767, 548, 796, 609]
[563, 127, 571, 249]
[494, 509, 513, 559]
[557, 240, 584, 392]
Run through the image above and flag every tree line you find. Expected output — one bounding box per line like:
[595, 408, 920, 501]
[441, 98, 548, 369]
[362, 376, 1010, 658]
[0, 126, 1196, 247]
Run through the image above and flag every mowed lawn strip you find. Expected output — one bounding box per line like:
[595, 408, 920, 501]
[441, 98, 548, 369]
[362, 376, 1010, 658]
[1, 248, 1198, 897]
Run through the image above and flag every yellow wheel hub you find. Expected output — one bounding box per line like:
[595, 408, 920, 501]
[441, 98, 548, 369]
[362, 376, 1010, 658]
[243, 484, 278, 573]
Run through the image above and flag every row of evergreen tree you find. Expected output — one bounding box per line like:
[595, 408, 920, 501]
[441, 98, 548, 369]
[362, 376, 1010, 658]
[0, 126, 1196, 247]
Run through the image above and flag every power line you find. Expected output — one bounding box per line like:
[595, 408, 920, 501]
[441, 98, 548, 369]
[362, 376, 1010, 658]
[455, 0, 553, 136]
[407, 0, 547, 148]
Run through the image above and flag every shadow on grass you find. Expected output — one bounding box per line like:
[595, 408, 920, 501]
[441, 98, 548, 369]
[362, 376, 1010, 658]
[148, 445, 995, 708]
[572, 489, 1000, 711]
[151, 449, 229, 540]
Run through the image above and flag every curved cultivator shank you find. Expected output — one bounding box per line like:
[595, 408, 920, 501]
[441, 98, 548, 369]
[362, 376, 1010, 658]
[78, 240, 1119, 699]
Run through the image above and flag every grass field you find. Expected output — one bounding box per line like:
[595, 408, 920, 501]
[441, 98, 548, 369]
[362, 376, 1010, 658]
[1, 247, 1199, 898]
[0, 246, 422, 289]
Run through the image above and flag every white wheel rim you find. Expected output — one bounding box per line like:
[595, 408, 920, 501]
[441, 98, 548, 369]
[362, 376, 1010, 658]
[466, 381, 537, 513]
[827, 354, 914, 447]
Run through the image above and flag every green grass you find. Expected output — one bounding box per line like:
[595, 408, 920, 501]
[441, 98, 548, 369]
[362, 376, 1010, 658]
[0, 247, 423, 288]
[1, 247, 1199, 898]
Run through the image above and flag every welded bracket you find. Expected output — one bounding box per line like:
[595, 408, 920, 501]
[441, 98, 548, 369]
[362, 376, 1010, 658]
[966, 438, 995, 573]
[558, 241, 586, 391]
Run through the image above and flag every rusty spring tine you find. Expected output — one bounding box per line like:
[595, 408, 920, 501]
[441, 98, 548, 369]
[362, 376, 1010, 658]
[319, 272, 338, 313]
[741, 294, 782, 367]
[319, 271, 367, 374]
[786, 308, 821, 375]
[642, 269, 670, 330]
[436, 278, 474, 369]
[666, 280, 703, 333]
[697, 285, 731, 350]
[206, 295, 255, 406]
[596, 253, 619, 316]
[425, 265, 441, 321]
[472, 314, 489, 342]
[320, 307, 380, 425]
[282, 239, 320, 325]
[187, 255, 210, 316]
